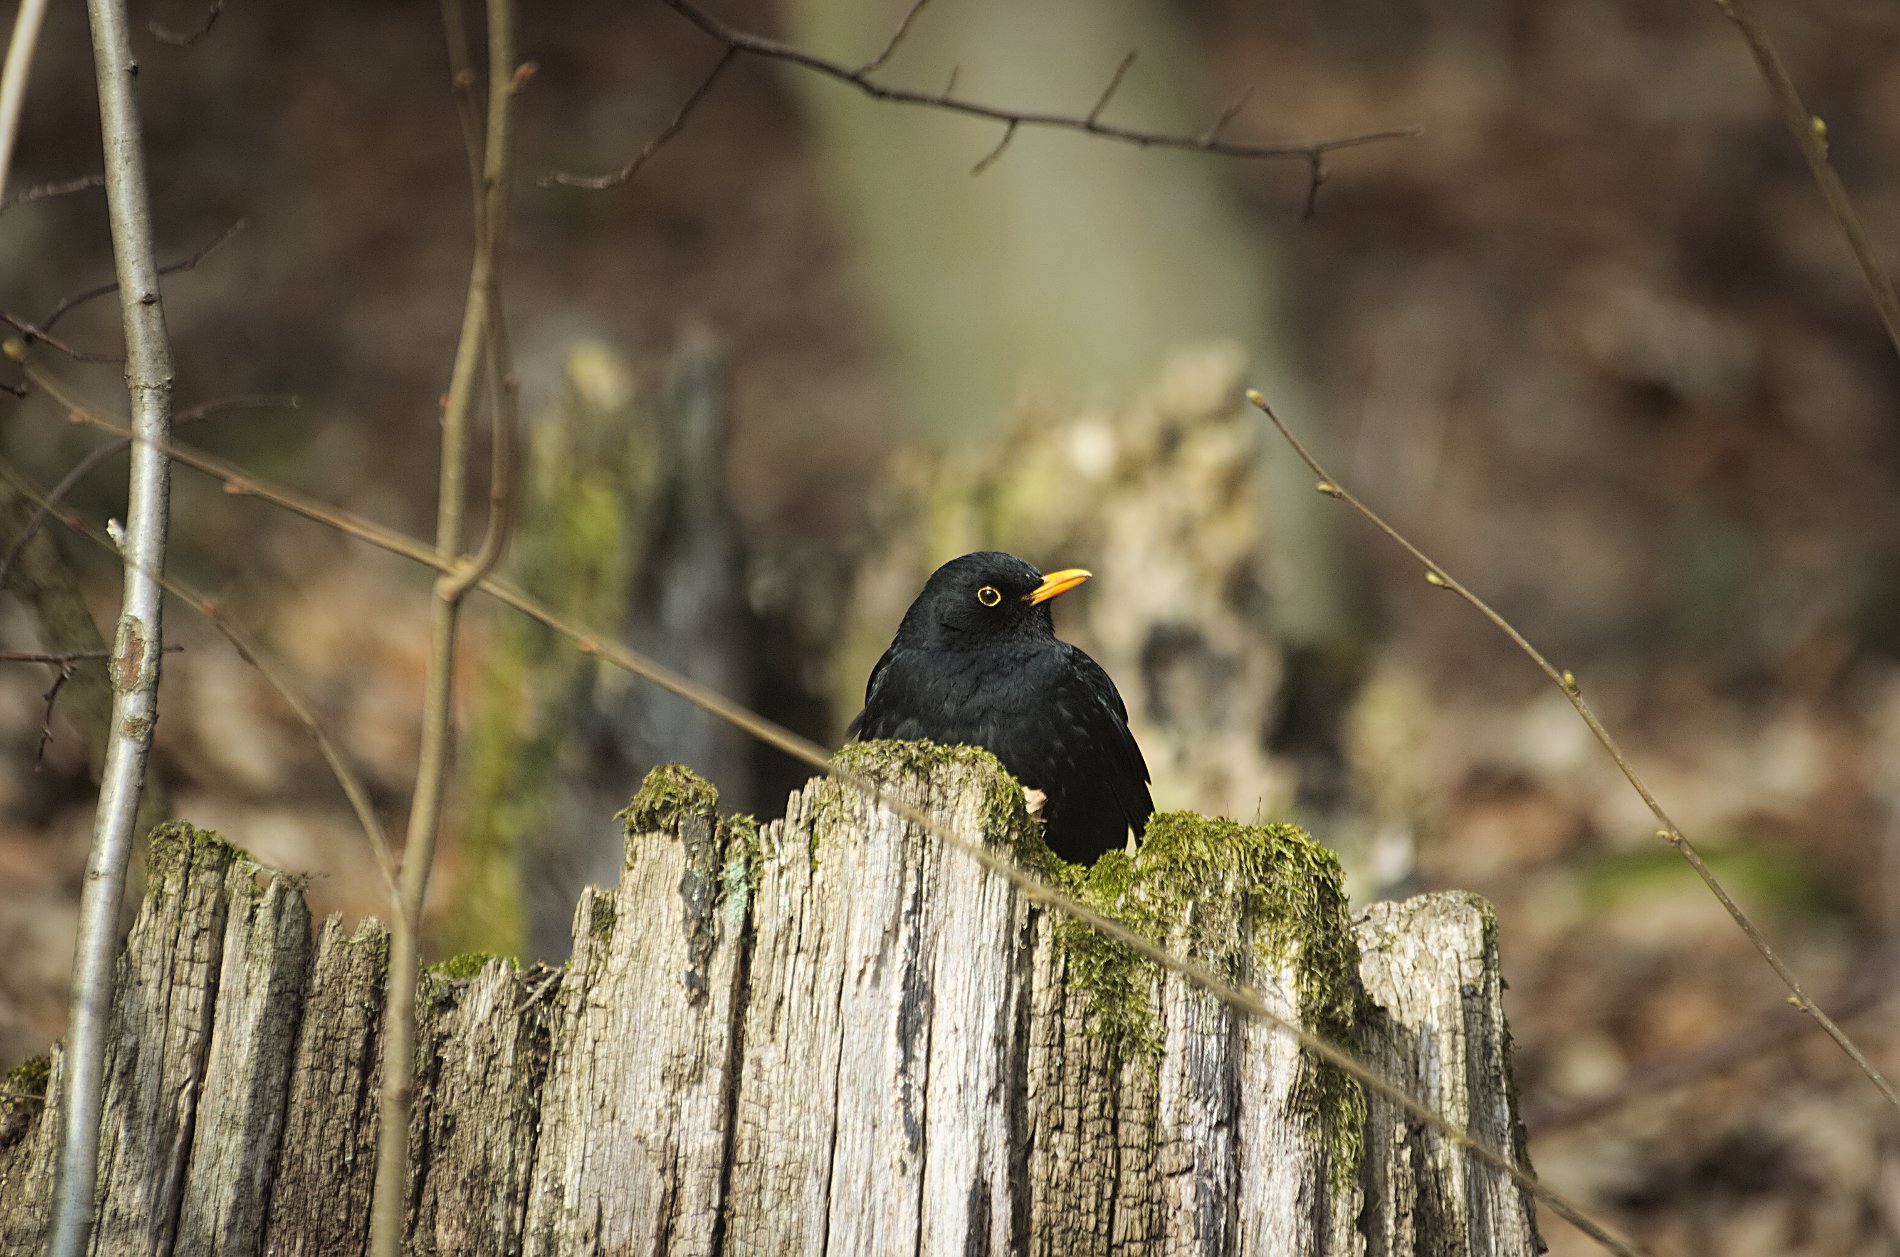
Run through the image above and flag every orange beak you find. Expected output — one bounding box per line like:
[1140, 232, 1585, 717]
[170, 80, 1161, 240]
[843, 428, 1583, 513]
[1026, 568, 1091, 605]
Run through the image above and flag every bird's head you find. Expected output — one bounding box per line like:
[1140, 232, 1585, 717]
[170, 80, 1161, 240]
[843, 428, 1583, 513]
[900, 550, 1092, 646]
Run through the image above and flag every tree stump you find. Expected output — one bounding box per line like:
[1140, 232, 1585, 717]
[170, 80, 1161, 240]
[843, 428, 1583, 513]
[0, 744, 1541, 1255]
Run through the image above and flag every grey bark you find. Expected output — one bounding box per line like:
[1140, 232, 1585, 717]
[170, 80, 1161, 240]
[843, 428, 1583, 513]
[3, 754, 1541, 1256]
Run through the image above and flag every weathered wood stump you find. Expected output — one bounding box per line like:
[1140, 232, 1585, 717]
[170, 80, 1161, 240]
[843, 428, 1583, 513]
[0, 744, 1540, 1255]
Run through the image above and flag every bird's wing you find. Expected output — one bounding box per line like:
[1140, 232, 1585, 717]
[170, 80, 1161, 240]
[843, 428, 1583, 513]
[1059, 643, 1154, 838]
[849, 644, 930, 741]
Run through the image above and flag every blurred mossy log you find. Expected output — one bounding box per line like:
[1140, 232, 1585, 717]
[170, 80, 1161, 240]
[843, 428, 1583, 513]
[0, 747, 1537, 1255]
[459, 335, 754, 963]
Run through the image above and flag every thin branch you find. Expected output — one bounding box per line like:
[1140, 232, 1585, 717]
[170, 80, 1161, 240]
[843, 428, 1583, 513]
[1, 648, 115, 663]
[1714, 0, 1900, 364]
[148, 0, 227, 48]
[1086, 50, 1136, 127]
[0, 389, 295, 590]
[548, 0, 1418, 189]
[11, 644, 181, 769]
[42, 217, 246, 333]
[439, 0, 485, 202]
[35, 661, 71, 768]
[1244, 387, 1900, 1114]
[3, 645, 177, 665]
[0, 441, 104, 591]
[369, 0, 520, 1250]
[0, 173, 105, 215]
[43, 402, 1647, 1257]
[1302, 153, 1327, 220]
[2, 316, 118, 363]
[50, 0, 178, 1246]
[0, 0, 51, 204]
[970, 120, 1015, 175]
[0, 460, 394, 887]
[1200, 87, 1252, 146]
[542, 48, 736, 190]
[854, 0, 931, 76]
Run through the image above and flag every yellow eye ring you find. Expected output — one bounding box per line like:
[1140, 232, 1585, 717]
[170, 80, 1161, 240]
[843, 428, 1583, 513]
[977, 585, 1002, 607]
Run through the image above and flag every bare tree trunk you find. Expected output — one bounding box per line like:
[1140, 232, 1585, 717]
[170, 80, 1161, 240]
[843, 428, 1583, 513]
[2, 747, 1541, 1256]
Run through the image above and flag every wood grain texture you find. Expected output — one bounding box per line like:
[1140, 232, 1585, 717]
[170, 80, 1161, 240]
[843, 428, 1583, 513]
[0, 749, 1541, 1256]
[1355, 893, 1542, 1257]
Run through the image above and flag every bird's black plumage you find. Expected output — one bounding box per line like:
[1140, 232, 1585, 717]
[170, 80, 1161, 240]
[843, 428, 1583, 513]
[849, 551, 1153, 863]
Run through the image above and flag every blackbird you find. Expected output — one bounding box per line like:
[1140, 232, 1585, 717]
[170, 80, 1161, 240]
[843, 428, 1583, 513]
[849, 551, 1153, 863]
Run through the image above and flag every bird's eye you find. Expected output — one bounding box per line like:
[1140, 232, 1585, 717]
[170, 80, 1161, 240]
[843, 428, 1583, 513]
[977, 585, 1002, 607]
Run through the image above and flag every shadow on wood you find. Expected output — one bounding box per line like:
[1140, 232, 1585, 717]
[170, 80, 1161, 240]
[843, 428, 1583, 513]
[0, 742, 1540, 1255]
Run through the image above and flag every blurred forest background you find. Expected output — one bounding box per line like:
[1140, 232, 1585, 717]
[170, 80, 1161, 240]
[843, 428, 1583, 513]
[4, 0, 1900, 1252]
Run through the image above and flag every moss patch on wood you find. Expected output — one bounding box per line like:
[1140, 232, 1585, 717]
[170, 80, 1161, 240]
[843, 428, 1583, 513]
[618, 764, 762, 1000]
[619, 762, 722, 839]
[145, 820, 239, 885]
[5, 1053, 50, 1098]
[1056, 809, 1366, 1188]
[831, 738, 1050, 865]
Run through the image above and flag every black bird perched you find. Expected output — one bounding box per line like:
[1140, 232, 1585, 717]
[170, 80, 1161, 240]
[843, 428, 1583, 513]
[849, 551, 1153, 863]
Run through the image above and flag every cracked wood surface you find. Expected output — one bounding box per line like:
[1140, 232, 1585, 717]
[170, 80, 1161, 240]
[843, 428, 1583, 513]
[0, 756, 1539, 1255]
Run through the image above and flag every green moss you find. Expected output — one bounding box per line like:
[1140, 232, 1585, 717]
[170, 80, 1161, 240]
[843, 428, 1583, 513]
[618, 762, 722, 841]
[1056, 809, 1365, 1189]
[6, 1053, 50, 1098]
[587, 894, 617, 941]
[830, 739, 1049, 864]
[420, 951, 507, 1004]
[145, 821, 239, 885]
[429, 951, 498, 982]
[617, 764, 762, 1001]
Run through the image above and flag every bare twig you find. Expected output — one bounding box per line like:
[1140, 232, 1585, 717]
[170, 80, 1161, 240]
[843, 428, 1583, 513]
[42, 217, 246, 333]
[49, 0, 178, 1247]
[35, 660, 72, 767]
[970, 119, 1015, 175]
[368, 0, 521, 1251]
[547, 0, 1418, 189]
[1200, 87, 1253, 146]
[0, 0, 50, 204]
[1714, 0, 1900, 364]
[854, 0, 932, 76]
[0, 173, 105, 216]
[148, 0, 227, 48]
[1302, 154, 1327, 220]
[8, 644, 181, 768]
[2, 313, 118, 363]
[1086, 51, 1137, 127]
[1244, 387, 1900, 1114]
[1, 647, 118, 663]
[0, 385, 296, 591]
[41, 404, 1645, 1257]
[542, 48, 736, 190]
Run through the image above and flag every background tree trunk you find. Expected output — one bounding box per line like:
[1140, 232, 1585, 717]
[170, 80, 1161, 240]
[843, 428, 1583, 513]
[0, 747, 1539, 1256]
